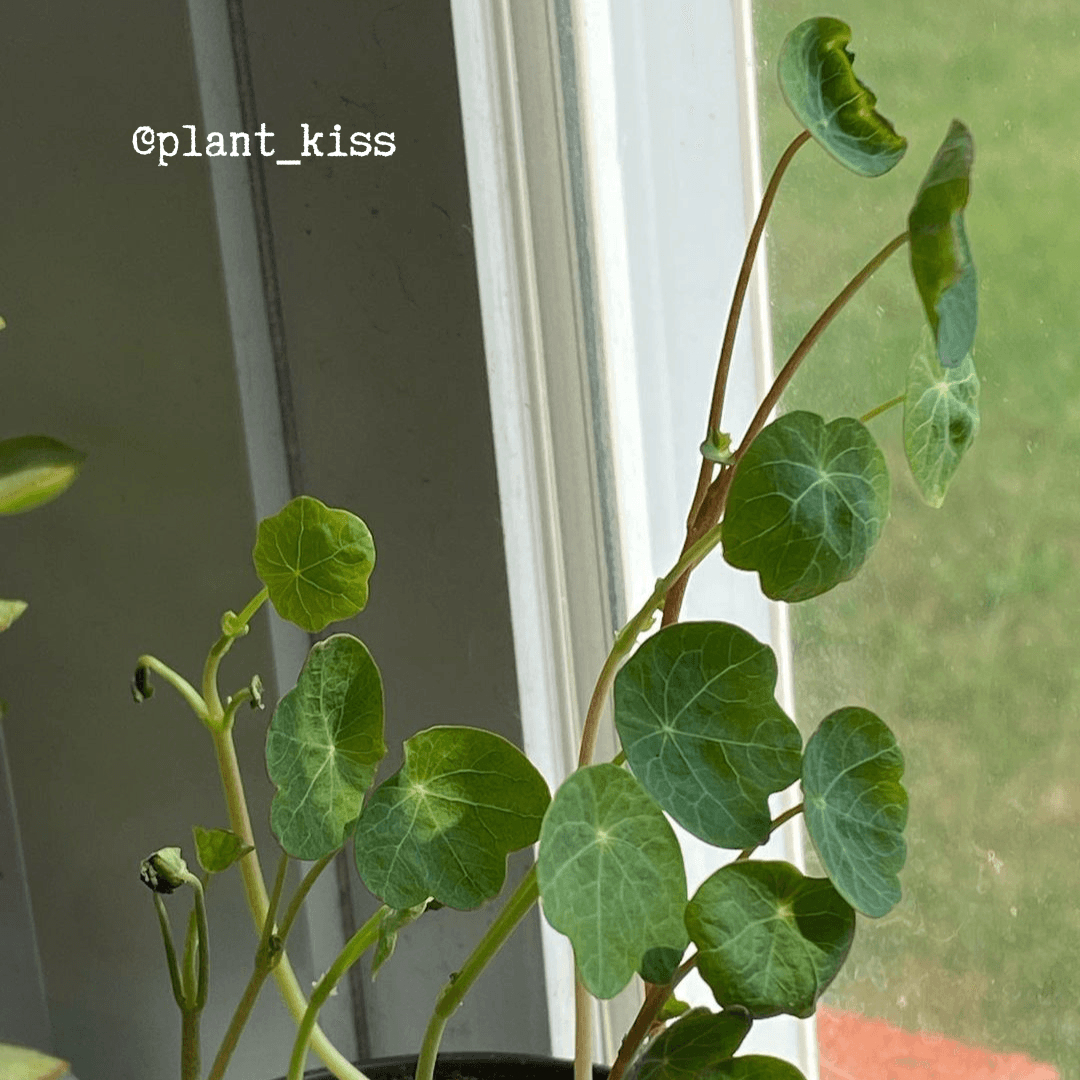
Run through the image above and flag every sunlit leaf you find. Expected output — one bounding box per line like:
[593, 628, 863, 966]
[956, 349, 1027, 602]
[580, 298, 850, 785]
[686, 861, 854, 1018]
[615, 622, 802, 848]
[723, 412, 890, 602]
[192, 826, 254, 875]
[0, 436, 83, 515]
[0, 1043, 69, 1080]
[903, 338, 979, 508]
[778, 17, 906, 177]
[537, 764, 688, 1000]
[908, 120, 977, 367]
[267, 634, 386, 859]
[802, 707, 908, 917]
[636, 1008, 751, 1080]
[253, 496, 375, 633]
[0, 599, 28, 633]
[355, 727, 549, 910]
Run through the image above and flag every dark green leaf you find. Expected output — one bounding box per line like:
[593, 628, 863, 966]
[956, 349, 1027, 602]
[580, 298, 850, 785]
[355, 727, 549, 909]
[615, 622, 802, 848]
[778, 17, 906, 177]
[904, 338, 979, 507]
[908, 120, 977, 367]
[640, 946, 684, 986]
[192, 827, 254, 875]
[802, 707, 908, 917]
[267, 634, 387, 859]
[537, 764, 688, 999]
[0, 436, 83, 515]
[686, 861, 854, 1018]
[0, 600, 28, 633]
[636, 1009, 751, 1080]
[371, 902, 428, 979]
[712, 1058, 806, 1080]
[723, 412, 889, 602]
[253, 496, 375, 633]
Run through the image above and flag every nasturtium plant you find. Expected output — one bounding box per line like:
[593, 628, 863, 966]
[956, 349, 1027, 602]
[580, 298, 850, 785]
[904, 340, 980, 507]
[354, 726, 550, 910]
[686, 861, 855, 1019]
[802, 707, 908, 918]
[778, 17, 906, 177]
[253, 495, 375, 633]
[537, 764, 688, 999]
[722, 412, 890, 602]
[0, 598, 28, 633]
[120, 18, 987, 1080]
[614, 621, 801, 848]
[909, 120, 977, 368]
[0, 435, 83, 515]
[267, 633, 387, 859]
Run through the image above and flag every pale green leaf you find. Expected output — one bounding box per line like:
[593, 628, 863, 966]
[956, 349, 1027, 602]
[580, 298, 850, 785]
[371, 901, 429, 979]
[802, 707, 908, 918]
[253, 496, 375, 632]
[354, 727, 549, 910]
[615, 622, 802, 849]
[636, 1009, 751, 1080]
[0, 599, 28, 633]
[908, 120, 977, 367]
[0, 1044, 70, 1080]
[778, 17, 906, 177]
[192, 826, 254, 875]
[722, 412, 889, 602]
[903, 342, 979, 507]
[267, 634, 387, 859]
[537, 764, 688, 1000]
[0, 436, 83, 515]
[686, 861, 854, 1018]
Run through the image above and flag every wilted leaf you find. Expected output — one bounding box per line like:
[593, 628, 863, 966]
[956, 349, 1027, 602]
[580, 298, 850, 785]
[371, 901, 429, 979]
[802, 707, 908, 917]
[0, 436, 83, 515]
[615, 622, 801, 848]
[537, 764, 688, 1000]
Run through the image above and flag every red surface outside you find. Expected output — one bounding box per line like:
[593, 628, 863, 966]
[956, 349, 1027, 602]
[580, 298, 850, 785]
[817, 1007, 1060, 1080]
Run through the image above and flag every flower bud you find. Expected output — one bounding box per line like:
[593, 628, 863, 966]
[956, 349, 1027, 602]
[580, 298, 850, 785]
[140, 847, 191, 894]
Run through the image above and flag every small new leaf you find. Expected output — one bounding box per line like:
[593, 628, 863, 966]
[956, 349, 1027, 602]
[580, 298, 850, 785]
[193, 826, 254, 875]
[615, 622, 802, 849]
[686, 861, 854, 1018]
[355, 727, 550, 910]
[723, 412, 889, 602]
[371, 901, 429, 980]
[267, 634, 387, 859]
[253, 496, 375, 633]
[635, 1009, 751, 1080]
[802, 707, 908, 917]
[0, 599, 28, 633]
[0, 1043, 70, 1080]
[0, 436, 84, 515]
[537, 764, 688, 1000]
[778, 17, 906, 177]
[903, 341, 979, 507]
[908, 120, 977, 367]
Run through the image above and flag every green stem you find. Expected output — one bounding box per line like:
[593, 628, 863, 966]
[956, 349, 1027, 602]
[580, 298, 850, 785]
[860, 392, 905, 425]
[136, 654, 209, 723]
[287, 906, 391, 1080]
[736, 802, 805, 862]
[152, 893, 185, 1009]
[181, 1007, 201, 1080]
[202, 588, 268, 728]
[182, 906, 199, 1007]
[578, 522, 726, 767]
[574, 976, 592, 1080]
[279, 852, 338, 944]
[415, 868, 540, 1080]
[192, 877, 210, 1010]
[221, 683, 260, 731]
[234, 586, 269, 629]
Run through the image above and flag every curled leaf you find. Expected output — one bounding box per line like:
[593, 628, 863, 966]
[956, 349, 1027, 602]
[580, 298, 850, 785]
[371, 901, 429, 979]
[778, 17, 906, 177]
[908, 120, 977, 367]
[0, 436, 83, 515]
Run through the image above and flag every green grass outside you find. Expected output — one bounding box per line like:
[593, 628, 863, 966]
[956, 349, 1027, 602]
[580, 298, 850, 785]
[750, 2, 1080, 1070]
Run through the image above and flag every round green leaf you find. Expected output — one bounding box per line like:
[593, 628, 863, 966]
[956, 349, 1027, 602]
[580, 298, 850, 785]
[908, 120, 977, 367]
[0, 1044, 70, 1080]
[253, 495, 375, 632]
[903, 341, 979, 508]
[0, 436, 83, 515]
[615, 622, 802, 849]
[722, 412, 890, 603]
[0, 599, 28, 633]
[801, 707, 908, 918]
[778, 17, 906, 177]
[192, 826, 254, 875]
[537, 764, 688, 1000]
[686, 861, 855, 1018]
[712, 1058, 806, 1080]
[636, 1009, 752, 1080]
[267, 634, 387, 859]
[354, 726, 550, 910]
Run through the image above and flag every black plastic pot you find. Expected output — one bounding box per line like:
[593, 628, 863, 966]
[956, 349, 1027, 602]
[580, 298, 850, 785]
[283, 1052, 611, 1080]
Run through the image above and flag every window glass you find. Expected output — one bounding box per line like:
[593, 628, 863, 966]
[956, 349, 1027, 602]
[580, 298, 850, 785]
[753, 3, 1075, 1074]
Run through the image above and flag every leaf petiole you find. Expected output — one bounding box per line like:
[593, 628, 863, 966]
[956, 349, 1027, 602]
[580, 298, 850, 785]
[860, 393, 905, 425]
[736, 801, 805, 862]
[134, 654, 209, 723]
